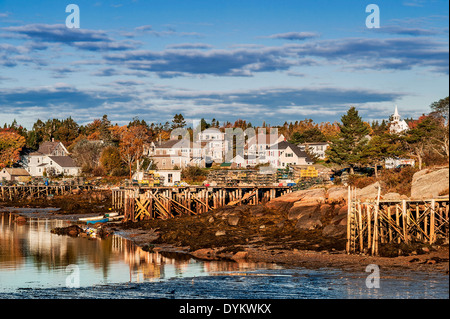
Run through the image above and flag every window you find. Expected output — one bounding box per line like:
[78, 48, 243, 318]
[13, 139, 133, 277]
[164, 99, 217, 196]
[286, 153, 293, 158]
[168, 174, 173, 183]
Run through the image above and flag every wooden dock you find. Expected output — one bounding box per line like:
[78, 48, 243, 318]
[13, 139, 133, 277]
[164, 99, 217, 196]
[113, 186, 293, 222]
[346, 186, 449, 256]
[0, 184, 95, 201]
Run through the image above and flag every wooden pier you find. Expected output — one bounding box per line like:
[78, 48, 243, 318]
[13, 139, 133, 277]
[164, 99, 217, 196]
[0, 184, 95, 201]
[113, 186, 293, 222]
[346, 187, 449, 256]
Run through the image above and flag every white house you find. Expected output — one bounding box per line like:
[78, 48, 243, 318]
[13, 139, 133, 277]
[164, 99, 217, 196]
[151, 139, 205, 169]
[196, 128, 228, 163]
[245, 133, 285, 158]
[0, 168, 30, 182]
[298, 142, 329, 160]
[23, 141, 81, 177]
[267, 141, 314, 168]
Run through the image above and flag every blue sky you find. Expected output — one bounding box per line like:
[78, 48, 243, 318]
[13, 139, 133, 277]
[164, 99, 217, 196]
[0, 0, 448, 129]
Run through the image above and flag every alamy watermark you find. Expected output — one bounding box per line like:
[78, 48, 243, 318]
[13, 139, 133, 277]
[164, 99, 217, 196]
[66, 4, 80, 29]
[365, 264, 380, 288]
[65, 264, 80, 288]
[366, 4, 380, 29]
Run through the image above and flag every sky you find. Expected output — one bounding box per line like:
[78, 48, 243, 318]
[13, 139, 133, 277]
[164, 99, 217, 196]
[0, 0, 448, 129]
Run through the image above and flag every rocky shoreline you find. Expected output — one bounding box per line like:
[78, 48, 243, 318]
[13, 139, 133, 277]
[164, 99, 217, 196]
[1, 182, 448, 275]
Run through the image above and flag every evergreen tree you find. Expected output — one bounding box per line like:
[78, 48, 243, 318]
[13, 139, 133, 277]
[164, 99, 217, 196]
[364, 133, 404, 177]
[100, 114, 112, 143]
[326, 106, 370, 173]
[171, 114, 186, 129]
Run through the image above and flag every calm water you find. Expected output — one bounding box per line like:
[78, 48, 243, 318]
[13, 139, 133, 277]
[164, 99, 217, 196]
[0, 212, 448, 299]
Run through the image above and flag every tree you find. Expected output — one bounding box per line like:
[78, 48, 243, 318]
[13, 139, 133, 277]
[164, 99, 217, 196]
[100, 115, 112, 143]
[171, 114, 186, 129]
[54, 117, 79, 146]
[364, 133, 404, 177]
[71, 138, 105, 174]
[0, 130, 26, 169]
[430, 96, 449, 123]
[119, 125, 149, 180]
[429, 97, 449, 160]
[289, 127, 326, 144]
[405, 115, 442, 169]
[326, 107, 370, 173]
[100, 146, 123, 176]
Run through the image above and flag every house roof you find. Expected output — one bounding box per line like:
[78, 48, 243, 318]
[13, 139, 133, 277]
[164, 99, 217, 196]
[48, 156, 78, 168]
[3, 168, 30, 176]
[246, 134, 283, 148]
[274, 141, 312, 161]
[38, 141, 63, 155]
[300, 142, 329, 146]
[156, 139, 202, 149]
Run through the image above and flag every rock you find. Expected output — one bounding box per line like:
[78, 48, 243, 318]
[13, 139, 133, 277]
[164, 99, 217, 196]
[382, 192, 402, 200]
[265, 188, 326, 212]
[15, 216, 27, 223]
[228, 216, 240, 226]
[326, 186, 348, 202]
[249, 205, 267, 217]
[232, 251, 248, 261]
[51, 225, 83, 237]
[288, 205, 318, 220]
[319, 204, 333, 217]
[295, 215, 322, 230]
[421, 247, 430, 253]
[356, 182, 382, 200]
[330, 213, 347, 226]
[411, 168, 449, 199]
[191, 248, 216, 260]
[322, 225, 347, 238]
[265, 201, 294, 213]
[215, 230, 226, 237]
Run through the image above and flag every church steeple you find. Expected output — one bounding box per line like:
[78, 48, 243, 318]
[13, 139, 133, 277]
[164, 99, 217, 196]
[393, 105, 400, 122]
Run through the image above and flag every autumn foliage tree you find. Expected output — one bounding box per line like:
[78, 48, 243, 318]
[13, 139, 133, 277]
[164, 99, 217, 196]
[118, 125, 150, 179]
[0, 130, 26, 169]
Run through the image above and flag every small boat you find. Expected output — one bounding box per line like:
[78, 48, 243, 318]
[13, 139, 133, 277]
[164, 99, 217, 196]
[86, 218, 109, 225]
[105, 212, 119, 217]
[78, 215, 105, 222]
[107, 215, 124, 221]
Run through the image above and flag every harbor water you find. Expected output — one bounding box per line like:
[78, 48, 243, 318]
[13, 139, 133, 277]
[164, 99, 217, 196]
[0, 212, 448, 299]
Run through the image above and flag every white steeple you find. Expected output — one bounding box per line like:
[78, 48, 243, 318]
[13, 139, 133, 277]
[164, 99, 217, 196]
[390, 105, 409, 134]
[393, 105, 400, 121]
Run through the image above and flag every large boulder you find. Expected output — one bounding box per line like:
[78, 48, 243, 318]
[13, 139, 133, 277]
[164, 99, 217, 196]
[266, 188, 326, 210]
[326, 186, 348, 202]
[288, 205, 319, 220]
[356, 181, 382, 200]
[295, 214, 322, 230]
[411, 168, 449, 199]
[322, 224, 346, 238]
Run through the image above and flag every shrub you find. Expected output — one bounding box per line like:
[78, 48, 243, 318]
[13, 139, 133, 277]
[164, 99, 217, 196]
[347, 174, 377, 189]
[380, 166, 419, 195]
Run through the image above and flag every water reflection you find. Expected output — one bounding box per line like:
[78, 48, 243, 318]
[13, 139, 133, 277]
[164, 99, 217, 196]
[0, 212, 279, 291]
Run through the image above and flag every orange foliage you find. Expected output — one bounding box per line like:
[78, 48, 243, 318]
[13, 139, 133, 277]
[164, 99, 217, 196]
[0, 131, 26, 169]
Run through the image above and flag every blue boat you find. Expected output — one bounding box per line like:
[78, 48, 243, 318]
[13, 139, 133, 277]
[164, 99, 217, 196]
[86, 218, 109, 225]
